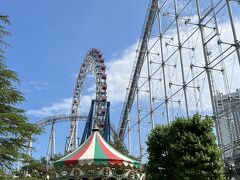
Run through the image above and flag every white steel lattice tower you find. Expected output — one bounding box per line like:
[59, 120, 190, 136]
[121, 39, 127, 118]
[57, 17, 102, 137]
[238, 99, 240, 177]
[118, 0, 240, 166]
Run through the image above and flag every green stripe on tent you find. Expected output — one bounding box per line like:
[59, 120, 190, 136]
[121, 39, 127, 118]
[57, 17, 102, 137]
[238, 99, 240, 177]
[97, 132, 143, 169]
[134, 163, 143, 170]
[94, 135, 108, 165]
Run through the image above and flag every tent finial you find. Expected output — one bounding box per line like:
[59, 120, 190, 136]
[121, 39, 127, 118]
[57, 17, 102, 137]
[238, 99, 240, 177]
[92, 123, 99, 132]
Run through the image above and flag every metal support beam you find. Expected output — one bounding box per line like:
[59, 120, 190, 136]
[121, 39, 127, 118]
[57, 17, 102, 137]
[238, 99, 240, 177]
[127, 108, 131, 155]
[173, 0, 189, 118]
[52, 123, 56, 156]
[118, 0, 159, 140]
[196, 0, 221, 146]
[226, 0, 240, 66]
[146, 48, 155, 129]
[103, 102, 111, 142]
[80, 101, 94, 145]
[157, 5, 170, 123]
[46, 121, 55, 164]
[137, 88, 143, 162]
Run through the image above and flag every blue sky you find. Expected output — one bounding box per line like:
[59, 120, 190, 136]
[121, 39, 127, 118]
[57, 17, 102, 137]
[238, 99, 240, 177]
[1, 0, 148, 109]
[1, 0, 149, 158]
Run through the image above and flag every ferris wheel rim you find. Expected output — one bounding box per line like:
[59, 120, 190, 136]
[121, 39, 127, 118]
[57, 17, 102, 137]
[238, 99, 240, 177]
[68, 48, 108, 151]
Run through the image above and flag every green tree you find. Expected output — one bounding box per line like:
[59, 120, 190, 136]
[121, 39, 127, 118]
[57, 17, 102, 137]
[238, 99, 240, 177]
[18, 157, 47, 179]
[0, 15, 41, 172]
[146, 114, 226, 180]
[17, 154, 63, 179]
[110, 137, 129, 155]
[110, 137, 139, 161]
[49, 153, 64, 162]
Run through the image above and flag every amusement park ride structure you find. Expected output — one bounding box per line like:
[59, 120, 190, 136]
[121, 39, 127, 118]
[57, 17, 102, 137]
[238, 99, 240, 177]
[67, 48, 109, 153]
[34, 0, 240, 177]
[118, 0, 240, 177]
[35, 48, 115, 164]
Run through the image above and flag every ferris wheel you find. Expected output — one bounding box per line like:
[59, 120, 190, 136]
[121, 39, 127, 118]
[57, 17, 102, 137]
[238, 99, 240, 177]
[33, 48, 117, 162]
[67, 48, 109, 152]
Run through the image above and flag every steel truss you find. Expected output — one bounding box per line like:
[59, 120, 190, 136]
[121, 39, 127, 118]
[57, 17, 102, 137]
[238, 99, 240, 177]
[79, 100, 111, 146]
[118, 0, 240, 170]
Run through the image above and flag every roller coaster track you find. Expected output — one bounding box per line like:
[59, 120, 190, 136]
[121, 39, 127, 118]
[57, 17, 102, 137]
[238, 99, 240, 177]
[35, 114, 118, 138]
[118, 0, 159, 140]
[36, 114, 87, 127]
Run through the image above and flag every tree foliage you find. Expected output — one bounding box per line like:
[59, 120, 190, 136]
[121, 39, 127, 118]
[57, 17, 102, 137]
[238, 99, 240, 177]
[0, 15, 41, 171]
[110, 137, 129, 156]
[15, 154, 63, 179]
[17, 157, 47, 179]
[110, 137, 138, 161]
[146, 114, 226, 180]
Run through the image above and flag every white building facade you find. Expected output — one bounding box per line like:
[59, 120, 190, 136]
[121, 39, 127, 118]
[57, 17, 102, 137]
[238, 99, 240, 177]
[215, 89, 240, 160]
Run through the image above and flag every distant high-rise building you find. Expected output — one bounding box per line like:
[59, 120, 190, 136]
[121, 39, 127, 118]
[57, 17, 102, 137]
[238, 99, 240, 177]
[215, 89, 240, 161]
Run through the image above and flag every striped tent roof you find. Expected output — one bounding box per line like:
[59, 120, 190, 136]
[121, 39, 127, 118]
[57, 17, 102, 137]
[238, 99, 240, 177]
[54, 128, 143, 170]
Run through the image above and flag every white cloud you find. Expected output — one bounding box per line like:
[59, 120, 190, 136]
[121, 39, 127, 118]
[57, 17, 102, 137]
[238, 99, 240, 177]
[27, 95, 94, 117]
[21, 81, 56, 92]
[86, 84, 96, 93]
[27, 98, 72, 117]
[106, 44, 138, 104]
